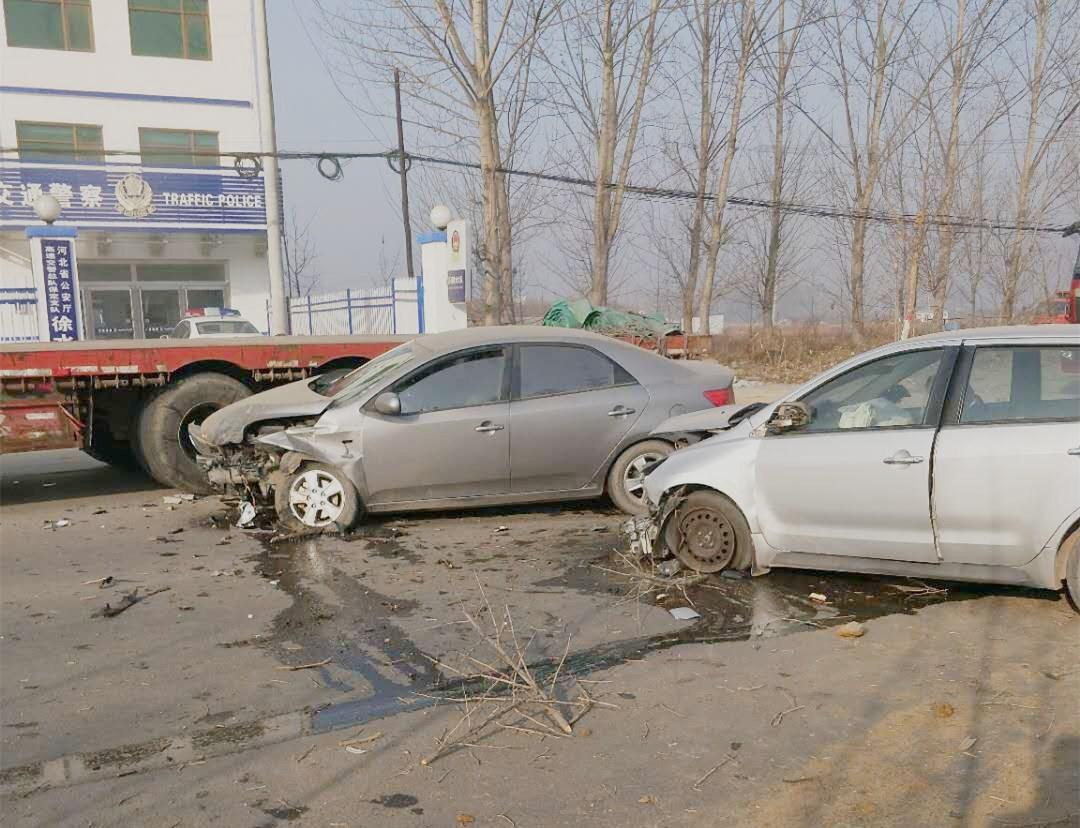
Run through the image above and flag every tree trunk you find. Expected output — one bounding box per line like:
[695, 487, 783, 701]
[697, 0, 755, 336]
[762, 0, 789, 331]
[1001, 0, 1048, 321]
[928, 0, 966, 328]
[682, 0, 715, 334]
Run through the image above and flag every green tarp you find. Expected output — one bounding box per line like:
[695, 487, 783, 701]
[541, 299, 678, 339]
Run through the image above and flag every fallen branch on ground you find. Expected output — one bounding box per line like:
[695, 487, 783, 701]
[419, 576, 599, 766]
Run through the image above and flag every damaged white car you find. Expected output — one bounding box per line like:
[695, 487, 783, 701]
[632, 325, 1080, 607]
[189, 326, 734, 531]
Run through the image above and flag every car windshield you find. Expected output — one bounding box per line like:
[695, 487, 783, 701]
[314, 342, 415, 398]
[195, 320, 260, 335]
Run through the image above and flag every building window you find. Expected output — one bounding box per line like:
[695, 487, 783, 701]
[129, 0, 210, 60]
[16, 121, 104, 163]
[139, 128, 219, 167]
[4, 0, 93, 51]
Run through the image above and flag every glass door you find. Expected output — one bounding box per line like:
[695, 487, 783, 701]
[87, 289, 135, 340]
[141, 289, 183, 338]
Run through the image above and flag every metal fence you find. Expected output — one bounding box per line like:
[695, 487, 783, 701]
[285, 287, 397, 336]
[0, 288, 40, 342]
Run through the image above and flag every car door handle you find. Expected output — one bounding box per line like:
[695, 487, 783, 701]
[475, 421, 504, 433]
[1068, 447, 1080, 456]
[883, 450, 924, 465]
[607, 406, 636, 417]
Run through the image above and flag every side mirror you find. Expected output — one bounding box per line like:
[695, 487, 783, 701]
[373, 391, 402, 416]
[765, 401, 812, 434]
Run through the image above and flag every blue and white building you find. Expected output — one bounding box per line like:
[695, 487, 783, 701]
[0, 0, 277, 340]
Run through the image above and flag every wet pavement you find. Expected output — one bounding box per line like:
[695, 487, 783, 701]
[3, 487, 1057, 799]
[0, 447, 1074, 814]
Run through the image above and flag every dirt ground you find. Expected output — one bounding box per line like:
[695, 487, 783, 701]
[1, 377, 1077, 826]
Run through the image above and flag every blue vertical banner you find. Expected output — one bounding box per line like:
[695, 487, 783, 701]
[33, 235, 81, 341]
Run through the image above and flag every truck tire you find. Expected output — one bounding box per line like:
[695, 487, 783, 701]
[137, 372, 251, 493]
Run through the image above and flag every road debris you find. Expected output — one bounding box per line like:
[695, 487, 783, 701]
[45, 518, 71, 529]
[692, 754, 735, 790]
[94, 587, 170, 619]
[82, 576, 113, 588]
[493, 525, 509, 533]
[276, 657, 332, 672]
[162, 494, 196, 505]
[236, 502, 257, 528]
[809, 592, 828, 603]
[657, 559, 682, 577]
[958, 737, 977, 753]
[344, 746, 368, 755]
[835, 621, 866, 638]
[669, 607, 701, 621]
[419, 579, 596, 767]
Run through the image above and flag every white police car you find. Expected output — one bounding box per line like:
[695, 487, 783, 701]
[166, 308, 263, 339]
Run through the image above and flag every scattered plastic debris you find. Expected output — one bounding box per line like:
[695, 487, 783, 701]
[45, 518, 71, 529]
[493, 525, 509, 533]
[345, 746, 367, 755]
[656, 559, 683, 577]
[958, 736, 977, 753]
[237, 502, 257, 528]
[669, 607, 701, 621]
[809, 592, 828, 603]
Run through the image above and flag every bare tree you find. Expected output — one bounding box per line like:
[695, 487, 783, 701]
[544, 0, 666, 306]
[998, 0, 1079, 319]
[317, 0, 560, 325]
[283, 209, 319, 297]
[759, 0, 813, 328]
[696, 0, 764, 334]
[803, 0, 925, 336]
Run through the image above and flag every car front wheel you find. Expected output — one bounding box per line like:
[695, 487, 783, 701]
[274, 463, 361, 533]
[661, 489, 753, 574]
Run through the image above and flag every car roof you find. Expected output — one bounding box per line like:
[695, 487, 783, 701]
[412, 324, 617, 354]
[911, 324, 1079, 343]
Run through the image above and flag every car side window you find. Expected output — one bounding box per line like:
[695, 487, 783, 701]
[960, 346, 1080, 424]
[394, 347, 507, 415]
[517, 345, 631, 399]
[799, 348, 944, 432]
[172, 321, 190, 339]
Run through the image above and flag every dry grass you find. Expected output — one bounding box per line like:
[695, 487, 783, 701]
[706, 323, 903, 383]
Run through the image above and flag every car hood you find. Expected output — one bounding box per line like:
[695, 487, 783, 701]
[196, 378, 331, 446]
[651, 403, 744, 436]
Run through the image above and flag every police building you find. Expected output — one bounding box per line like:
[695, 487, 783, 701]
[0, 0, 278, 340]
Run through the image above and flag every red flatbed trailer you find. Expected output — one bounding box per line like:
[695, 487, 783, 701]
[0, 336, 407, 491]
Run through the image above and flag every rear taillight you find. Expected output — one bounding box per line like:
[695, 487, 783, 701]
[704, 387, 734, 407]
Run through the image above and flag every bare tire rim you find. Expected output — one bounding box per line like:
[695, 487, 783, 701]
[674, 505, 736, 571]
[289, 469, 346, 527]
[621, 451, 665, 504]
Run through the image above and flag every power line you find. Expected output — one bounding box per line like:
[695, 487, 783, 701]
[1, 145, 1072, 235]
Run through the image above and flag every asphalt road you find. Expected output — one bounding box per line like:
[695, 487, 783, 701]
[1, 383, 1077, 827]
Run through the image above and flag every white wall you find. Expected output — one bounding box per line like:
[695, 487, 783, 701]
[0, 0, 264, 154]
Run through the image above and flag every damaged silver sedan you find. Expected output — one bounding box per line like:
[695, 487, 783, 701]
[189, 326, 734, 531]
[630, 326, 1080, 608]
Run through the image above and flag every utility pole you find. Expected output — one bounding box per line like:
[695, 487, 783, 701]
[394, 69, 416, 282]
[254, 0, 289, 334]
